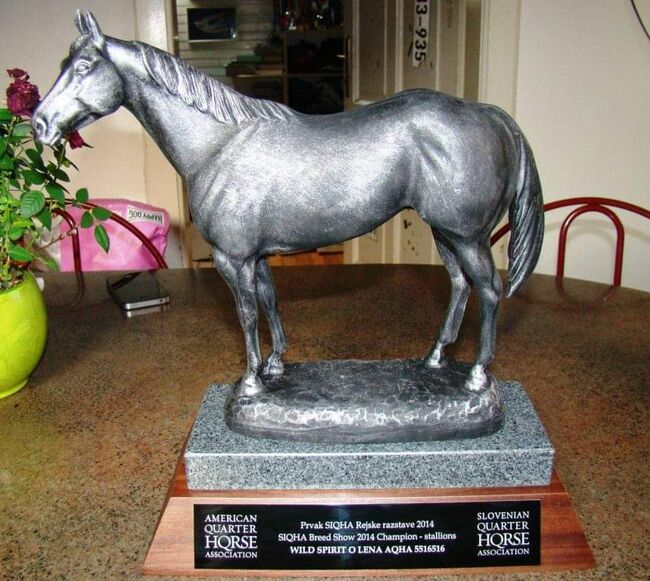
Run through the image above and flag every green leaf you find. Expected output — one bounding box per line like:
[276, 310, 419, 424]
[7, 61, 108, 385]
[0, 137, 7, 157]
[12, 124, 31, 137]
[45, 182, 66, 205]
[8, 226, 24, 241]
[79, 210, 93, 228]
[51, 167, 70, 182]
[26, 149, 45, 168]
[35, 141, 43, 154]
[75, 187, 89, 203]
[19, 190, 46, 218]
[94, 224, 110, 253]
[0, 155, 14, 170]
[91, 207, 111, 221]
[22, 169, 46, 185]
[0, 109, 12, 122]
[37, 207, 53, 230]
[9, 245, 33, 262]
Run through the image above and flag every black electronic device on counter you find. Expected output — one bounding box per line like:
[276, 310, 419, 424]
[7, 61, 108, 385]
[106, 271, 170, 312]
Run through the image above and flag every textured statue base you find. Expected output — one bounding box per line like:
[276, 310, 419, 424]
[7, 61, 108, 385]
[225, 359, 504, 443]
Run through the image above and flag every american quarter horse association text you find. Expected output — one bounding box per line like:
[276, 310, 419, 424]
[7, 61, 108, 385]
[33, 12, 543, 399]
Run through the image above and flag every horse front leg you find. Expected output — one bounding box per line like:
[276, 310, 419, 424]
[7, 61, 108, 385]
[213, 251, 264, 396]
[255, 258, 287, 376]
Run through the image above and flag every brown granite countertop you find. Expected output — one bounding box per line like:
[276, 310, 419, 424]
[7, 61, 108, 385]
[1, 266, 648, 580]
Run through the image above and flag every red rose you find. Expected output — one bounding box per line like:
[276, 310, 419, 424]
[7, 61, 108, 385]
[6, 77, 40, 117]
[66, 130, 86, 149]
[7, 68, 29, 80]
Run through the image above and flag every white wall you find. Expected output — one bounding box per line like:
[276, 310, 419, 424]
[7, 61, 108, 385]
[0, 0, 147, 203]
[514, 0, 650, 290]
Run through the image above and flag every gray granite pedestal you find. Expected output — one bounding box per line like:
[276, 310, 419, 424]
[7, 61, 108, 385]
[185, 378, 554, 490]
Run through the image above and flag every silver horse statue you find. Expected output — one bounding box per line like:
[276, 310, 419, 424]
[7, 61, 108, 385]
[33, 12, 543, 401]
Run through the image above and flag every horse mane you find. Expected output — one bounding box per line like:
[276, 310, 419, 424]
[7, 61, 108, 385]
[136, 42, 296, 125]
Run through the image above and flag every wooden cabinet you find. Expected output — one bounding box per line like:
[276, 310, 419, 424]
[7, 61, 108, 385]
[284, 29, 345, 114]
[232, 29, 345, 114]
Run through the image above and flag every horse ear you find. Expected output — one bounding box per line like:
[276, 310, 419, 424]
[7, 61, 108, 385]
[83, 12, 105, 50]
[74, 9, 87, 34]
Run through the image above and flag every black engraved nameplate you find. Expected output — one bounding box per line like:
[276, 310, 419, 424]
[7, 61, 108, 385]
[194, 500, 540, 570]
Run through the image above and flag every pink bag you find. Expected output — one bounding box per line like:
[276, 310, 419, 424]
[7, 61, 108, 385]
[59, 199, 169, 271]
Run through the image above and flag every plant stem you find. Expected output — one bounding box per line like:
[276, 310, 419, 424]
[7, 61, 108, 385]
[38, 225, 79, 251]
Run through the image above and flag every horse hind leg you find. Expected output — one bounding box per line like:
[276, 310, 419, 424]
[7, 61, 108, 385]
[255, 258, 287, 376]
[213, 250, 264, 396]
[451, 240, 502, 391]
[425, 232, 471, 369]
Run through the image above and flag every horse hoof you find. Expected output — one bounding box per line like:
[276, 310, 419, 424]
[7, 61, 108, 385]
[235, 374, 264, 397]
[424, 351, 447, 369]
[465, 367, 488, 392]
[262, 356, 284, 376]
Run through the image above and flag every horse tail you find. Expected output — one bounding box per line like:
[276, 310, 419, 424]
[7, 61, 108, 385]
[505, 132, 544, 297]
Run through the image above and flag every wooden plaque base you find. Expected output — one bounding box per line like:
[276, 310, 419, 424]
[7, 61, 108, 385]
[143, 455, 594, 576]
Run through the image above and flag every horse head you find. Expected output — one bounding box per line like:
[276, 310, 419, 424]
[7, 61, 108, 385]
[32, 11, 124, 145]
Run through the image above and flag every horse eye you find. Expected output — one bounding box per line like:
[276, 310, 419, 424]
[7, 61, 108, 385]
[75, 61, 91, 75]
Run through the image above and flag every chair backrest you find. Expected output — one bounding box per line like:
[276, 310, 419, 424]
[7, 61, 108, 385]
[490, 197, 650, 286]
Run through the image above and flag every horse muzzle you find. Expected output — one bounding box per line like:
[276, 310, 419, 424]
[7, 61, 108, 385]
[31, 110, 62, 146]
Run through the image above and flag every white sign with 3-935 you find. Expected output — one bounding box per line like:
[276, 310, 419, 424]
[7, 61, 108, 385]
[412, 0, 430, 67]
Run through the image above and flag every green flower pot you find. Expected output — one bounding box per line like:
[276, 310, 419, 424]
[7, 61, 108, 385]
[0, 273, 47, 398]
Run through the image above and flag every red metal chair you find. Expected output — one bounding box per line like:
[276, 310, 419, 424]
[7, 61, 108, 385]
[53, 200, 168, 293]
[490, 197, 650, 287]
